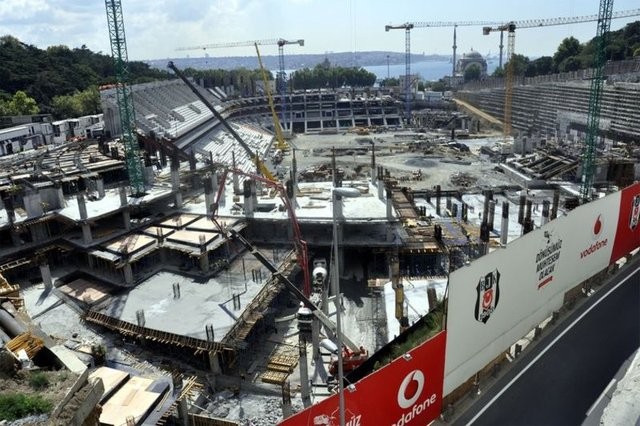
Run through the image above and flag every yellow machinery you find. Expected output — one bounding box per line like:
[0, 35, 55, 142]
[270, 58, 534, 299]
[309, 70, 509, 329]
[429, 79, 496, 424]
[255, 43, 288, 152]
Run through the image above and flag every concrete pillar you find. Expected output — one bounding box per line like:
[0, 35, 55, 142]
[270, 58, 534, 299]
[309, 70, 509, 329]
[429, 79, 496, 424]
[542, 200, 550, 226]
[204, 177, 214, 217]
[56, 187, 65, 208]
[435, 185, 441, 216]
[178, 398, 190, 426]
[199, 253, 210, 272]
[551, 189, 560, 220]
[377, 178, 384, 200]
[123, 263, 133, 285]
[77, 193, 88, 220]
[518, 194, 526, 225]
[122, 209, 131, 231]
[446, 196, 452, 215]
[386, 188, 393, 221]
[500, 201, 509, 246]
[24, 190, 43, 218]
[232, 152, 240, 194]
[371, 143, 377, 184]
[119, 186, 128, 207]
[243, 180, 254, 218]
[39, 263, 52, 290]
[10, 229, 21, 246]
[144, 166, 154, 186]
[96, 179, 105, 199]
[81, 223, 92, 244]
[208, 351, 221, 374]
[488, 200, 496, 231]
[299, 340, 311, 408]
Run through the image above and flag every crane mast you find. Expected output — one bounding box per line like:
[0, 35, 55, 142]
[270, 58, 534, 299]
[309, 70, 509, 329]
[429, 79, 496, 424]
[384, 24, 414, 124]
[104, 0, 145, 196]
[255, 43, 288, 152]
[580, 0, 615, 201]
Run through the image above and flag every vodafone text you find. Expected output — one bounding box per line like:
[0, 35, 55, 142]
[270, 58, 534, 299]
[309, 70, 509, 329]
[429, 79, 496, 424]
[392, 393, 437, 426]
[580, 238, 608, 259]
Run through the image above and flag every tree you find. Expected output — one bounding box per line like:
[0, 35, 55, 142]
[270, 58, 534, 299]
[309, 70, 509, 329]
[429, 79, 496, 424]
[525, 56, 553, 77]
[463, 64, 481, 82]
[553, 37, 582, 72]
[0, 91, 39, 116]
[492, 66, 504, 78]
[380, 77, 399, 87]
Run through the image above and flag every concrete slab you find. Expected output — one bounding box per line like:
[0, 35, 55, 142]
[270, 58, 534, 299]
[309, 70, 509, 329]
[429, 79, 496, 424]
[100, 271, 264, 340]
[57, 278, 112, 306]
[89, 366, 130, 402]
[99, 376, 164, 426]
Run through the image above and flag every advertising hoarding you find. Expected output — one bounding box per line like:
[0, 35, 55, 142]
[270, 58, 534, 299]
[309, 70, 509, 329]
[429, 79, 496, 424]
[279, 331, 446, 426]
[610, 182, 640, 263]
[444, 190, 623, 395]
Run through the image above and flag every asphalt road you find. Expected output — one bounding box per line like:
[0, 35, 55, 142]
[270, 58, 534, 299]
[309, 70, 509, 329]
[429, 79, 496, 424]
[455, 262, 640, 426]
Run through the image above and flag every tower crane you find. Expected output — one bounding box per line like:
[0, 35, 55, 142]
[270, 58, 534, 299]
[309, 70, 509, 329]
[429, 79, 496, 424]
[384, 23, 413, 123]
[385, 8, 639, 82]
[104, 0, 146, 196]
[580, 0, 614, 201]
[255, 43, 288, 152]
[175, 38, 304, 132]
[483, 22, 516, 144]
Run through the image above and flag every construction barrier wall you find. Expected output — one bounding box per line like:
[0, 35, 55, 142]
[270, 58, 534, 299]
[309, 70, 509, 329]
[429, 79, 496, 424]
[279, 331, 447, 426]
[444, 182, 640, 395]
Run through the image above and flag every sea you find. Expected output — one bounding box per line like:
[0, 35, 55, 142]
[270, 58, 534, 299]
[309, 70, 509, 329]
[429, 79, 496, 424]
[282, 59, 499, 83]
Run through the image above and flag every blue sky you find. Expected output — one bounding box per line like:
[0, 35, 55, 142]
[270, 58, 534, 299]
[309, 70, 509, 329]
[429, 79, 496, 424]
[0, 0, 638, 60]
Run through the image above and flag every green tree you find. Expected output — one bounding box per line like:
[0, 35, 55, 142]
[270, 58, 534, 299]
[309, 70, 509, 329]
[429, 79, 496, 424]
[0, 90, 40, 115]
[492, 66, 504, 77]
[463, 64, 481, 82]
[525, 56, 553, 77]
[553, 36, 582, 72]
[381, 77, 399, 87]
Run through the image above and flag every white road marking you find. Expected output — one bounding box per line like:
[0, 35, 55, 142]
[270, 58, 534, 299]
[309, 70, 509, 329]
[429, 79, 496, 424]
[585, 378, 616, 417]
[467, 264, 640, 425]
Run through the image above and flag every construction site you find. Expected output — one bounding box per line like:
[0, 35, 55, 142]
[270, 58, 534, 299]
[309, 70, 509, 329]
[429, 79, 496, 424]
[1, 1, 640, 426]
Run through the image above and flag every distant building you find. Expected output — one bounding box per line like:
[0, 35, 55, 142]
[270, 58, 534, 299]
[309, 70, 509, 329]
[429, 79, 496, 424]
[456, 50, 488, 76]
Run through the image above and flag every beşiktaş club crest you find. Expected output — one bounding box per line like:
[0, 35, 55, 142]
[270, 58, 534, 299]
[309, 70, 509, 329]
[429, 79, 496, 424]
[630, 195, 640, 230]
[474, 270, 500, 323]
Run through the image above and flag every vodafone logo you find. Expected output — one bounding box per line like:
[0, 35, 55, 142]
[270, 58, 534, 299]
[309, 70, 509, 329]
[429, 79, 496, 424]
[593, 214, 603, 239]
[581, 214, 608, 259]
[397, 370, 424, 409]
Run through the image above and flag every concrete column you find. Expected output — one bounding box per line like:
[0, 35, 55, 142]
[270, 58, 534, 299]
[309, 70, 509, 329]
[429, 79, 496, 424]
[178, 398, 190, 426]
[243, 180, 254, 218]
[24, 190, 43, 218]
[232, 152, 240, 194]
[299, 340, 311, 408]
[122, 209, 131, 231]
[10, 229, 21, 246]
[81, 223, 92, 244]
[199, 253, 210, 272]
[123, 263, 133, 285]
[446, 196, 452, 215]
[488, 200, 496, 231]
[371, 143, 377, 184]
[56, 187, 65, 208]
[518, 194, 526, 225]
[208, 351, 221, 374]
[144, 166, 154, 186]
[386, 188, 393, 221]
[435, 185, 441, 216]
[334, 194, 344, 219]
[96, 178, 105, 199]
[551, 189, 560, 220]
[377, 178, 384, 200]
[119, 186, 128, 207]
[204, 177, 214, 217]
[500, 201, 509, 246]
[77, 194, 88, 220]
[39, 263, 53, 290]
[542, 200, 550, 226]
